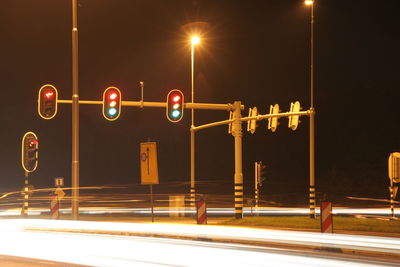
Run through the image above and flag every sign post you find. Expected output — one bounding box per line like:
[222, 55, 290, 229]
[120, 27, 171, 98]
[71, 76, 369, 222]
[140, 142, 159, 222]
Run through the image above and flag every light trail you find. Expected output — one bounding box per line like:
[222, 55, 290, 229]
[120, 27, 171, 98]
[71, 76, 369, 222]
[0, 219, 396, 266]
[0, 207, 397, 217]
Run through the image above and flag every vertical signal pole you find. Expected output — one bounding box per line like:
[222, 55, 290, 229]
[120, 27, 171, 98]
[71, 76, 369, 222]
[309, 0, 316, 219]
[22, 172, 29, 218]
[71, 0, 80, 220]
[190, 37, 197, 209]
[254, 162, 259, 208]
[390, 178, 395, 217]
[232, 101, 243, 219]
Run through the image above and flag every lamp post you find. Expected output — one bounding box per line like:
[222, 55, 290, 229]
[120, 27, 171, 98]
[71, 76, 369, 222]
[71, 0, 80, 220]
[190, 36, 200, 208]
[305, 0, 316, 219]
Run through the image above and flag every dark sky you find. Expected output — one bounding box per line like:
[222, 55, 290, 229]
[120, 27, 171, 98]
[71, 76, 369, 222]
[0, 0, 399, 200]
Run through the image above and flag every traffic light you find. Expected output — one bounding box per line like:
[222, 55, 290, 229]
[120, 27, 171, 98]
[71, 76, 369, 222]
[38, 84, 58, 119]
[268, 104, 279, 132]
[103, 86, 122, 121]
[247, 107, 258, 134]
[166, 89, 184, 122]
[258, 162, 266, 186]
[22, 132, 38, 173]
[288, 101, 301, 130]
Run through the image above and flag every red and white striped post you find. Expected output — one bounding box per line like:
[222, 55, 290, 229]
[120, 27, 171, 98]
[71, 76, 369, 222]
[50, 193, 59, 220]
[320, 201, 333, 233]
[196, 199, 207, 225]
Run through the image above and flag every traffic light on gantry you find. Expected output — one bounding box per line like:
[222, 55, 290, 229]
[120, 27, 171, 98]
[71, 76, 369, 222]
[103, 86, 122, 121]
[166, 89, 184, 122]
[22, 132, 38, 173]
[38, 84, 58, 119]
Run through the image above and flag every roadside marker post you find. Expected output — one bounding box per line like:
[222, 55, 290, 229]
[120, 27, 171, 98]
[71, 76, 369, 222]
[320, 201, 333, 233]
[196, 199, 207, 225]
[50, 193, 59, 219]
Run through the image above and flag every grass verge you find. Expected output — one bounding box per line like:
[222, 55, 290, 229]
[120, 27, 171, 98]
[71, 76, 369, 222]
[219, 216, 400, 234]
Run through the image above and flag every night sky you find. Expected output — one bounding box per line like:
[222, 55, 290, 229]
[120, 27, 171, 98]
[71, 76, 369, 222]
[1, 0, 399, 202]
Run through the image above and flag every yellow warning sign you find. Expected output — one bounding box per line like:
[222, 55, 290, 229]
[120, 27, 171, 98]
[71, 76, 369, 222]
[140, 142, 159, 184]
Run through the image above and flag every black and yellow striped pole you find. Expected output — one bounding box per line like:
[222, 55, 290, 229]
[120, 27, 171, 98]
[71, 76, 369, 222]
[389, 184, 395, 217]
[232, 101, 244, 219]
[255, 162, 259, 208]
[21, 172, 29, 218]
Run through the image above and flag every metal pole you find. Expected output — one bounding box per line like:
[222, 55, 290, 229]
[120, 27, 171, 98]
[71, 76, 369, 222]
[150, 184, 154, 222]
[390, 178, 394, 217]
[22, 171, 29, 218]
[190, 43, 196, 208]
[232, 101, 243, 219]
[71, 0, 80, 220]
[254, 162, 259, 208]
[309, 1, 316, 219]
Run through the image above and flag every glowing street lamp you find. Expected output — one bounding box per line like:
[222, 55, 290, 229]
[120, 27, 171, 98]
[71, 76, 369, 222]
[304, 0, 314, 6]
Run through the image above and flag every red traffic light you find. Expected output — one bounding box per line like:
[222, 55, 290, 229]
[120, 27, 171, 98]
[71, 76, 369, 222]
[102, 86, 122, 121]
[166, 89, 184, 122]
[22, 132, 39, 173]
[38, 84, 58, 119]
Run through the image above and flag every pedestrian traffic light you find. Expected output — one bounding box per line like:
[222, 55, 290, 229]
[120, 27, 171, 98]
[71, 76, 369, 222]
[103, 86, 122, 121]
[166, 89, 184, 122]
[22, 132, 38, 173]
[288, 101, 301, 130]
[38, 84, 58, 119]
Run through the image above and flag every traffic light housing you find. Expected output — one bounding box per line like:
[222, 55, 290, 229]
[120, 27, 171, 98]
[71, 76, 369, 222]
[22, 132, 38, 173]
[103, 86, 122, 121]
[268, 104, 279, 132]
[166, 89, 184, 122]
[258, 162, 266, 186]
[288, 101, 301, 130]
[247, 107, 258, 134]
[38, 84, 58, 119]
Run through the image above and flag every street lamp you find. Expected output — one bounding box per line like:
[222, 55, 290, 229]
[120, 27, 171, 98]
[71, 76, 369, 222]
[190, 35, 200, 208]
[305, 0, 316, 219]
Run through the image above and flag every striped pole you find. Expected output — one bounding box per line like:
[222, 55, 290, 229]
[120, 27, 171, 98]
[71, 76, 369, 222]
[309, 108, 316, 219]
[390, 181, 395, 217]
[255, 162, 259, 208]
[50, 194, 60, 219]
[309, 185, 316, 218]
[320, 201, 333, 233]
[21, 172, 29, 218]
[196, 199, 207, 224]
[232, 101, 243, 219]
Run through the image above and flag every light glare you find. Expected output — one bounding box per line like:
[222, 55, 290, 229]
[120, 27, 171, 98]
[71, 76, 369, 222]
[305, 0, 314, 5]
[173, 95, 181, 102]
[172, 110, 181, 118]
[109, 92, 117, 100]
[45, 91, 54, 98]
[108, 108, 117, 116]
[191, 36, 200, 45]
